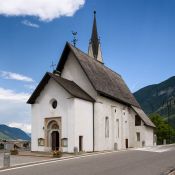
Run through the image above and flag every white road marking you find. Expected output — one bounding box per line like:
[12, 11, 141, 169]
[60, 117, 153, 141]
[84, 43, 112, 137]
[134, 145, 175, 153]
[2, 145, 174, 172]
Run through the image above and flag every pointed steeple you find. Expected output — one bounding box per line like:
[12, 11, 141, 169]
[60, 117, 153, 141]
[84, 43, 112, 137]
[88, 11, 103, 63]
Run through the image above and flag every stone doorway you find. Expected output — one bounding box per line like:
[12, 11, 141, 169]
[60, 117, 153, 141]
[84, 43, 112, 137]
[51, 131, 59, 151]
[45, 117, 61, 151]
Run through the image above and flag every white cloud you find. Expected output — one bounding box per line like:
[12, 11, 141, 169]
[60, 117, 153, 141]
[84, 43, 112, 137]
[0, 71, 34, 82]
[0, 87, 30, 101]
[8, 122, 31, 133]
[0, 87, 31, 133]
[22, 20, 39, 28]
[24, 84, 36, 90]
[0, 0, 85, 21]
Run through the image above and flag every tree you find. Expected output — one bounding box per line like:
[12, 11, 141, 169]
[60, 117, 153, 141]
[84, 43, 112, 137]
[149, 113, 175, 144]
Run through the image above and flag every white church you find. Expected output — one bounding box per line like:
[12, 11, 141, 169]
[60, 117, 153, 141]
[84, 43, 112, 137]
[27, 12, 155, 153]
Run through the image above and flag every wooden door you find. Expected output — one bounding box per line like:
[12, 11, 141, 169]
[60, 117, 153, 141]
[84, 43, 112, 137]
[79, 136, 83, 152]
[51, 131, 59, 151]
[125, 139, 128, 148]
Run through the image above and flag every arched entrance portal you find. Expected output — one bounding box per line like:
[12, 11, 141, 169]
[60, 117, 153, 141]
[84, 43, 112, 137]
[45, 119, 61, 151]
[51, 131, 59, 151]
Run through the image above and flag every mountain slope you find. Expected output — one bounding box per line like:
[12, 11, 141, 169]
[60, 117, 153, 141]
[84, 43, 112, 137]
[0, 124, 30, 140]
[133, 76, 175, 127]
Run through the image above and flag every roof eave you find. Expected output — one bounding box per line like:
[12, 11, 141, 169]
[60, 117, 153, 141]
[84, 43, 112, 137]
[144, 123, 156, 128]
[56, 42, 70, 72]
[27, 72, 50, 104]
[98, 91, 140, 108]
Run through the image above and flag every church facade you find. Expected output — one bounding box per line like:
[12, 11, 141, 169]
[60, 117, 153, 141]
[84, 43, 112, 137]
[27, 12, 155, 153]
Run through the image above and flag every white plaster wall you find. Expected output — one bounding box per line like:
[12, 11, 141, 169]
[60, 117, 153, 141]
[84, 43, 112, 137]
[134, 120, 154, 147]
[128, 110, 135, 148]
[31, 78, 74, 152]
[135, 123, 144, 148]
[144, 126, 154, 146]
[111, 106, 123, 150]
[93, 96, 154, 151]
[61, 52, 97, 98]
[67, 98, 75, 153]
[74, 98, 93, 152]
[94, 96, 132, 151]
[31, 104, 40, 151]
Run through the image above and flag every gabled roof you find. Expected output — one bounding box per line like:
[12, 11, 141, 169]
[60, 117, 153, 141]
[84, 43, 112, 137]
[27, 72, 95, 104]
[56, 42, 140, 108]
[132, 106, 156, 128]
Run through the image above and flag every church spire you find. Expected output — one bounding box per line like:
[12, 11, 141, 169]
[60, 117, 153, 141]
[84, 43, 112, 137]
[88, 11, 103, 63]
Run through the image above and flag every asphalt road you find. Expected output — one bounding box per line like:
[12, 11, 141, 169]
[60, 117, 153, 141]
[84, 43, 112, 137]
[0, 145, 175, 175]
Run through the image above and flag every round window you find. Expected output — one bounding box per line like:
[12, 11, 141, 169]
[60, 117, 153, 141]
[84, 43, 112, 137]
[52, 100, 57, 109]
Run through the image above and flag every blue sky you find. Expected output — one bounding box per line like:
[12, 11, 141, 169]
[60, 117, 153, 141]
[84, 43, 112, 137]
[0, 0, 175, 132]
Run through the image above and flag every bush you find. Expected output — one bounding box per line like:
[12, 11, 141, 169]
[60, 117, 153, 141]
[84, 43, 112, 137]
[149, 113, 175, 144]
[52, 150, 62, 158]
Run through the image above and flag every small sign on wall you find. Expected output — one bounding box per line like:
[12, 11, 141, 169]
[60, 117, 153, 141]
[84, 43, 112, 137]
[61, 138, 68, 147]
[38, 138, 45, 146]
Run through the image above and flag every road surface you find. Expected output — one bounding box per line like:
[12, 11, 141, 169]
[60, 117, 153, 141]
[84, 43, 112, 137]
[0, 144, 175, 175]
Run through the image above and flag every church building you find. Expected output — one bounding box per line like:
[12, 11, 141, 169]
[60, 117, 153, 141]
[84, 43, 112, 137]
[27, 12, 155, 153]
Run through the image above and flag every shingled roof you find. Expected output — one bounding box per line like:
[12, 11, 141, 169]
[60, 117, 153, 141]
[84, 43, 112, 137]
[57, 42, 140, 108]
[27, 72, 95, 104]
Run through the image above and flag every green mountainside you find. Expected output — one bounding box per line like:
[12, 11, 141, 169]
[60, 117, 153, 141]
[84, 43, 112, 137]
[0, 124, 30, 141]
[133, 76, 175, 128]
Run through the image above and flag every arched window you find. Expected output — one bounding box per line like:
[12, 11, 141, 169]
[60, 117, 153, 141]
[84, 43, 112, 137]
[105, 117, 109, 138]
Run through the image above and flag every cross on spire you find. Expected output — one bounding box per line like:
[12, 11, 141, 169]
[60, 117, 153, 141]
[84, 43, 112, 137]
[50, 61, 56, 71]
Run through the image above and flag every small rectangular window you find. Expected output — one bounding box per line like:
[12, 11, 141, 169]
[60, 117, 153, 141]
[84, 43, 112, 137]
[38, 138, 45, 146]
[136, 132, 140, 142]
[61, 138, 68, 147]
